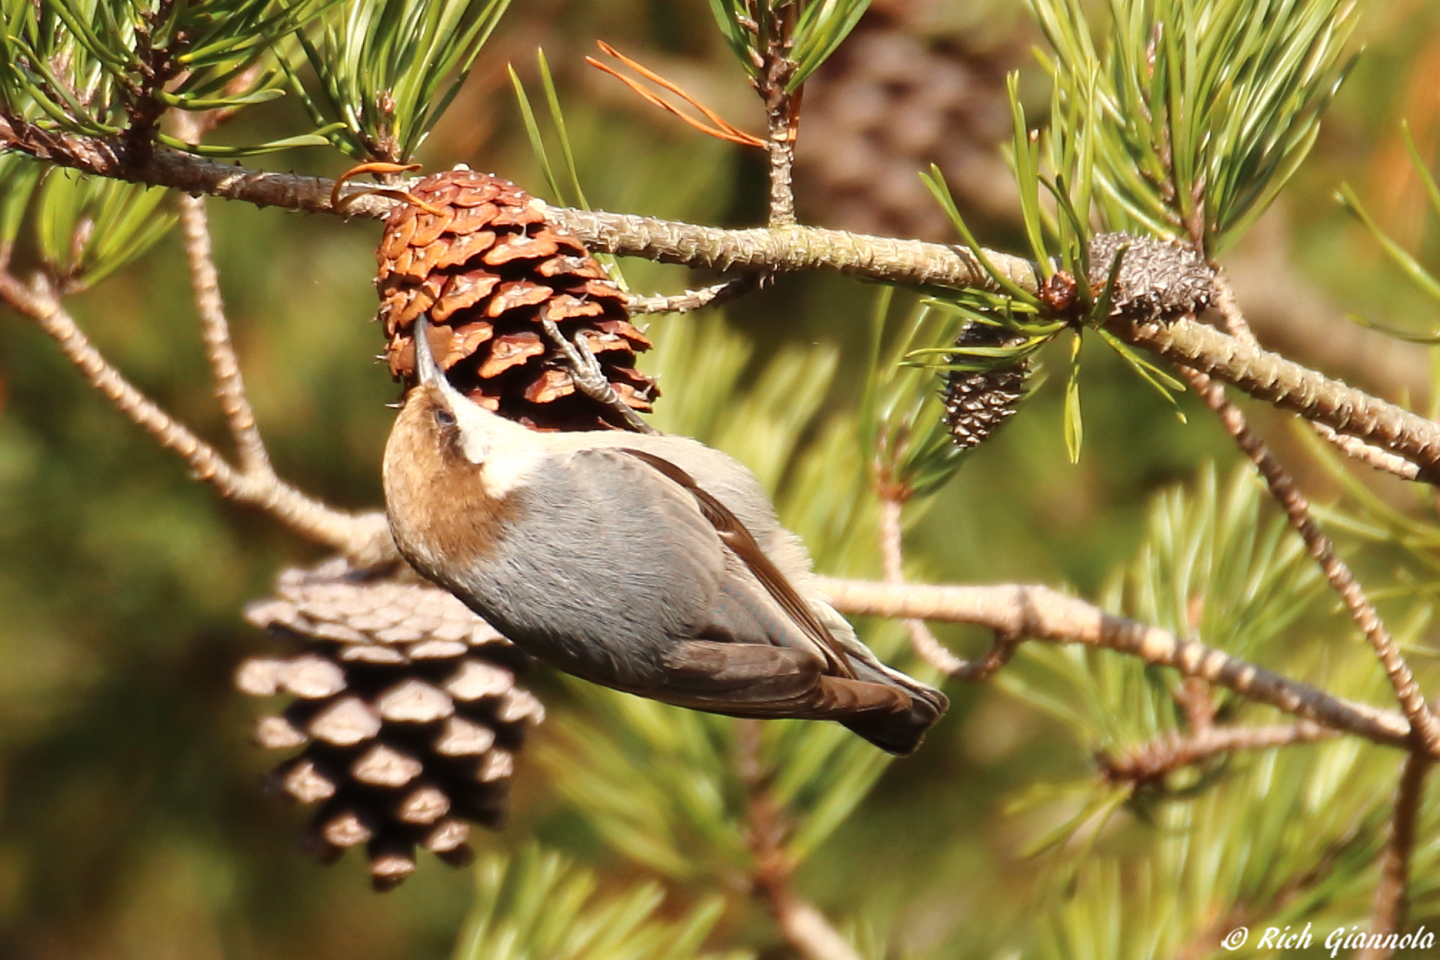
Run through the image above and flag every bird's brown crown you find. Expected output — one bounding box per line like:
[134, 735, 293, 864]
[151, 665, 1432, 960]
[384, 383, 512, 577]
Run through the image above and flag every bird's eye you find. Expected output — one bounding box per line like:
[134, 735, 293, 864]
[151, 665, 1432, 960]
[434, 408, 457, 428]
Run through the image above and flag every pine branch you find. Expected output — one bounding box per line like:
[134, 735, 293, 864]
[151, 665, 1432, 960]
[1111, 315, 1440, 483]
[551, 207, 1029, 288]
[0, 122, 1030, 279]
[1212, 271, 1424, 482]
[11, 131, 1437, 479]
[10, 128, 1440, 478]
[813, 578, 1418, 751]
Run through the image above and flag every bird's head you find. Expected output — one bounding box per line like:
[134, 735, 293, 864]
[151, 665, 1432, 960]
[383, 316, 514, 572]
[391, 314, 499, 467]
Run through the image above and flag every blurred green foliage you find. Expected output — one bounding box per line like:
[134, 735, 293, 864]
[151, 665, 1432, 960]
[2, 2, 1440, 959]
[453, 846, 747, 960]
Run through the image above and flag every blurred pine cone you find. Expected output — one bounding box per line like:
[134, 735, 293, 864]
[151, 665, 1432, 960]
[238, 558, 543, 890]
[795, 7, 1021, 240]
[376, 168, 657, 431]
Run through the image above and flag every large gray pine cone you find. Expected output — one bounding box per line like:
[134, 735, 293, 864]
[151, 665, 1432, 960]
[238, 558, 543, 890]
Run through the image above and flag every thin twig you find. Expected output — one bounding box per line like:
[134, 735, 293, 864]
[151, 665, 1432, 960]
[1176, 677, 1218, 734]
[1309, 423, 1421, 480]
[1098, 721, 1337, 784]
[172, 107, 267, 477]
[879, 498, 1021, 680]
[0, 268, 395, 565]
[1180, 367, 1440, 752]
[813, 577, 1418, 751]
[1358, 751, 1433, 960]
[1210, 268, 1256, 342]
[954, 630, 1021, 682]
[177, 192, 271, 474]
[118, 104, 272, 480]
[1193, 287, 1437, 745]
[624, 276, 757, 315]
[737, 721, 863, 960]
[878, 496, 963, 674]
[767, 895, 864, 960]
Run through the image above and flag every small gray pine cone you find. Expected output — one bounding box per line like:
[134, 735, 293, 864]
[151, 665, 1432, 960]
[1087, 233, 1216, 321]
[238, 558, 543, 890]
[943, 323, 1030, 451]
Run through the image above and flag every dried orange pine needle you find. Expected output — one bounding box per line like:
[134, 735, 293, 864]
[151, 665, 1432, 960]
[331, 162, 447, 216]
[588, 41, 765, 148]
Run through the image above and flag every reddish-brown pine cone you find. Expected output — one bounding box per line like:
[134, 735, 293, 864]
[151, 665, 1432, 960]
[376, 168, 659, 431]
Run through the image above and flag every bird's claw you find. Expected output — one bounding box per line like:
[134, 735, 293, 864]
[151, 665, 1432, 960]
[540, 319, 655, 434]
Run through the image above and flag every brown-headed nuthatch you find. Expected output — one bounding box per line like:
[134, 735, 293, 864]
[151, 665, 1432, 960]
[383, 317, 948, 755]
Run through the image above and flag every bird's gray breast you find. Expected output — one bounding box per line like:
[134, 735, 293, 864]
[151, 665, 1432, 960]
[452, 447, 728, 687]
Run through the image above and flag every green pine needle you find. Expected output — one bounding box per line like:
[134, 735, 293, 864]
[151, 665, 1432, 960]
[921, 165, 1041, 304]
[708, 1, 872, 89]
[1031, 0, 1357, 254]
[1, 0, 332, 151]
[28, 168, 174, 289]
[291, 0, 511, 160]
[864, 298, 971, 501]
[1063, 331, 1084, 463]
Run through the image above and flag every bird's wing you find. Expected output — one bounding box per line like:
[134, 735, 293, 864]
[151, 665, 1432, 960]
[534, 447, 938, 755]
[648, 640, 908, 719]
[617, 447, 858, 680]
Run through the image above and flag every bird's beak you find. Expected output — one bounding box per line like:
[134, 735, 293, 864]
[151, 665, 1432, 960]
[412, 315, 470, 405]
[413, 314, 444, 388]
[409, 314, 492, 464]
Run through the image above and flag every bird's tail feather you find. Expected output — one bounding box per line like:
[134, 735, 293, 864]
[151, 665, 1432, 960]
[840, 685, 947, 756]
